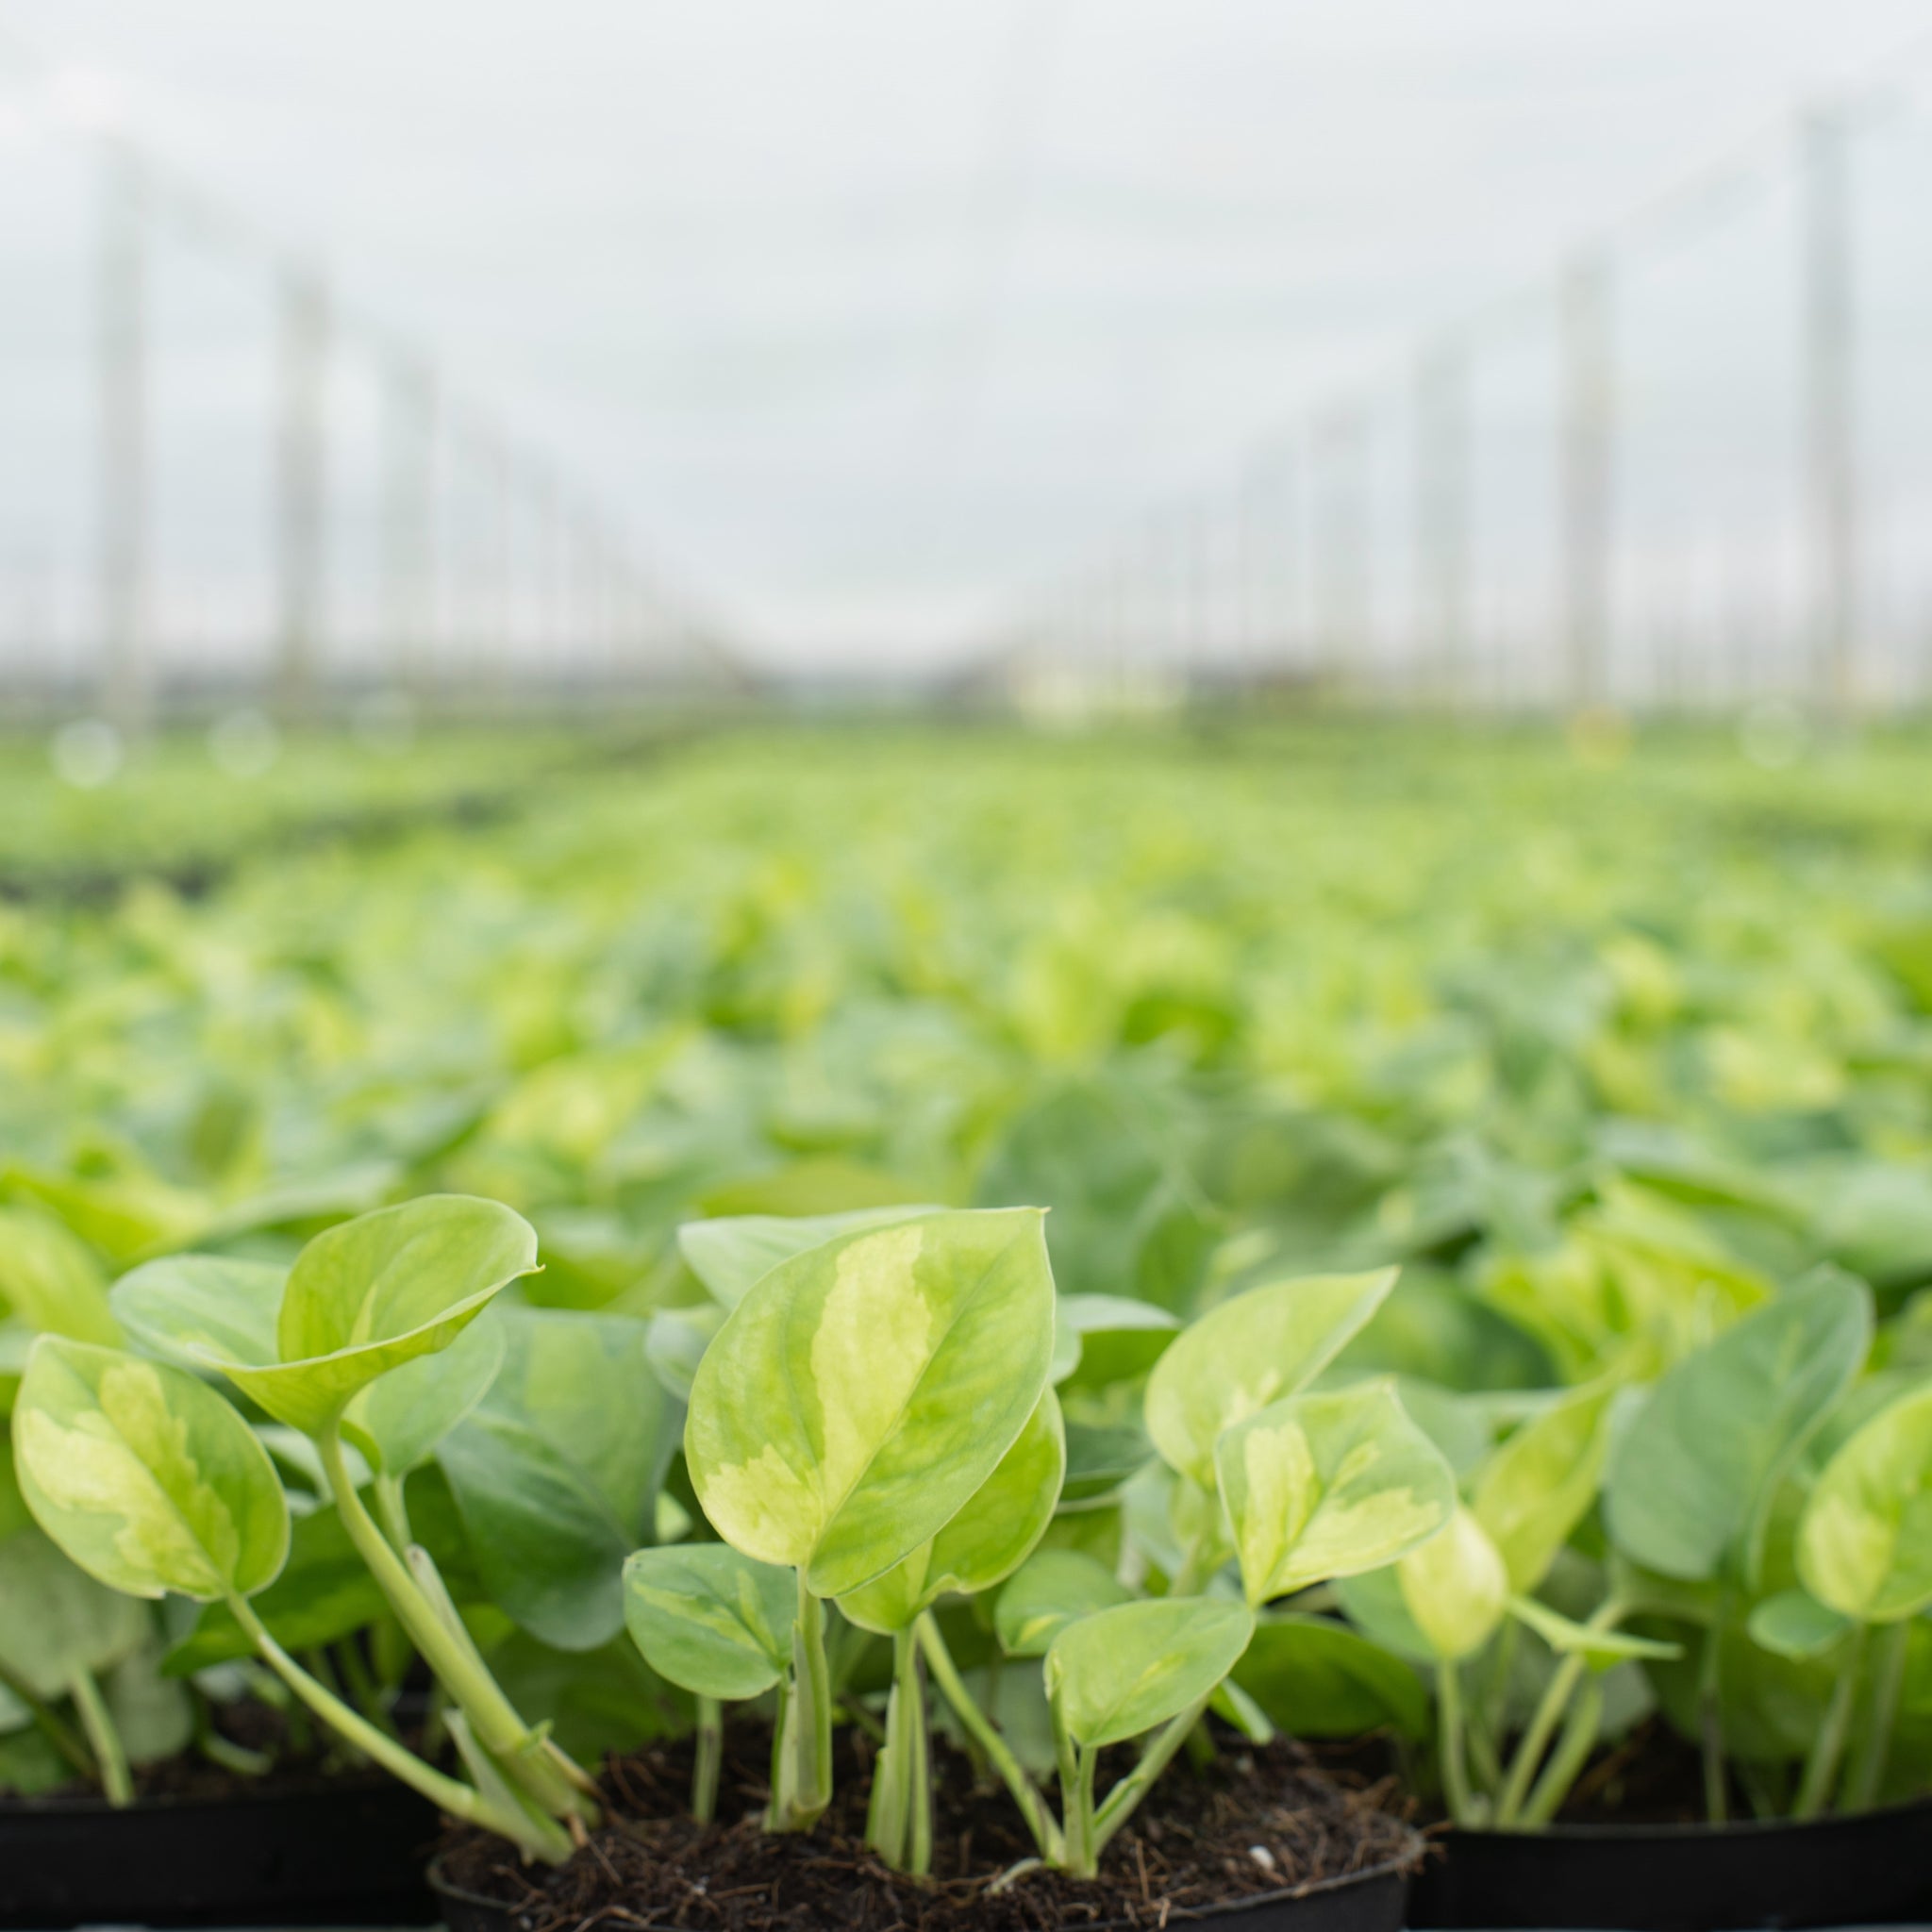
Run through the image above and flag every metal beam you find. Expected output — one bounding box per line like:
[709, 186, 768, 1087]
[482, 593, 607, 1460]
[1801, 105, 1857, 721]
[1560, 254, 1615, 712]
[275, 271, 330, 717]
[96, 141, 148, 736]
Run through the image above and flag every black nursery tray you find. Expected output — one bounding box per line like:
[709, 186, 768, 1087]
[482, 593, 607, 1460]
[1407, 1795, 1932, 1931]
[0, 1779, 440, 1929]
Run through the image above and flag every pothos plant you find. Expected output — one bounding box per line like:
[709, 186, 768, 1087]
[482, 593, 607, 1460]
[9, 1195, 618, 1861]
[1335, 1263, 1932, 1829]
[626, 1217, 1462, 1881]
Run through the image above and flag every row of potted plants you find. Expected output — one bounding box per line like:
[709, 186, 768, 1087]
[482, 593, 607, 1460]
[6, 1194, 1931, 1929]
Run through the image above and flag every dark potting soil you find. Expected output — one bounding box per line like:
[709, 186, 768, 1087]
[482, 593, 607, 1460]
[1546, 1718, 1761, 1827]
[439, 1724, 1423, 1932]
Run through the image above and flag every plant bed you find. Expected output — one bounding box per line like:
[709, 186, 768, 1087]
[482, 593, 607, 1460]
[432, 1725, 1422, 1932]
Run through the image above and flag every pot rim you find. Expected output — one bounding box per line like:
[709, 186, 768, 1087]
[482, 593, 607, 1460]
[1435, 1790, 1932, 1844]
[426, 1841, 1420, 1926]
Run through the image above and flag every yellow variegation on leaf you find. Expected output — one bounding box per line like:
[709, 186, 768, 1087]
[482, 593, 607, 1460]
[1216, 1380, 1456, 1606]
[11, 1336, 288, 1602]
[685, 1208, 1056, 1599]
[1145, 1269, 1396, 1490]
[1797, 1380, 1932, 1624]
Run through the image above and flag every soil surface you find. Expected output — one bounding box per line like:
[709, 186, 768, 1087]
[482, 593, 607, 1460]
[438, 1724, 1422, 1932]
[1545, 1718, 1759, 1828]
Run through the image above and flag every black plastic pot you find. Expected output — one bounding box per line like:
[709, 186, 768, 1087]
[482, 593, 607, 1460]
[429, 1851, 1412, 1932]
[1407, 1795, 1932, 1931]
[0, 1779, 441, 1929]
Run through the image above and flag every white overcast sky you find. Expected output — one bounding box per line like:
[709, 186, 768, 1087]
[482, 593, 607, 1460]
[3, 0, 1932, 670]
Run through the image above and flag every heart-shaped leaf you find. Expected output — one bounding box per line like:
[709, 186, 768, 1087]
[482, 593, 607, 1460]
[12, 1337, 288, 1602]
[645, 1305, 724, 1403]
[1230, 1613, 1430, 1740]
[347, 1308, 505, 1475]
[623, 1543, 795, 1700]
[0, 1208, 121, 1346]
[838, 1389, 1064, 1633]
[109, 1256, 284, 1373]
[1396, 1507, 1507, 1661]
[1605, 1270, 1871, 1586]
[1052, 1296, 1179, 1390]
[1796, 1379, 1932, 1623]
[1216, 1380, 1456, 1605]
[216, 1196, 538, 1434]
[686, 1208, 1056, 1598]
[0, 1525, 149, 1698]
[995, 1549, 1132, 1658]
[1045, 1595, 1255, 1748]
[1145, 1270, 1396, 1489]
[1472, 1381, 1615, 1593]
[678, 1207, 944, 1310]
[1747, 1589, 1853, 1659]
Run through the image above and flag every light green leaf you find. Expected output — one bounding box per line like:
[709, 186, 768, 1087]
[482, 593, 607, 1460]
[622, 1543, 794, 1700]
[0, 1208, 121, 1346]
[1045, 1595, 1255, 1748]
[216, 1196, 538, 1434]
[439, 1307, 675, 1649]
[1230, 1613, 1430, 1740]
[677, 1206, 944, 1310]
[0, 1524, 149, 1697]
[686, 1208, 1056, 1599]
[109, 1256, 284, 1374]
[1507, 1592, 1683, 1666]
[1053, 1295, 1179, 1390]
[1473, 1381, 1616, 1593]
[1746, 1589, 1852, 1659]
[995, 1548, 1132, 1657]
[12, 1337, 288, 1602]
[347, 1307, 506, 1475]
[1396, 1507, 1507, 1661]
[1796, 1379, 1932, 1623]
[1333, 1563, 1435, 1665]
[1605, 1271, 1872, 1585]
[645, 1304, 724, 1403]
[839, 1389, 1065, 1633]
[1145, 1269, 1397, 1489]
[1216, 1381, 1457, 1606]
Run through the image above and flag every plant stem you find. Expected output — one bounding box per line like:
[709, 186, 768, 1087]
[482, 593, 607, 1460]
[1793, 1624, 1864, 1820]
[1495, 1597, 1624, 1828]
[1497, 1652, 1581, 1825]
[226, 1591, 566, 1858]
[764, 1676, 791, 1832]
[316, 1423, 592, 1822]
[67, 1666, 131, 1807]
[375, 1473, 414, 1552]
[1519, 1677, 1604, 1829]
[1437, 1660, 1478, 1826]
[0, 1654, 96, 1781]
[772, 1574, 833, 1832]
[1840, 1618, 1908, 1814]
[691, 1695, 722, 1824]
[1054, 1705, 1096, 1879]
[916, 1612, 1061, 1861]
[1091, 1695, 1211, 1857]
[864, 1628, 932, 1874]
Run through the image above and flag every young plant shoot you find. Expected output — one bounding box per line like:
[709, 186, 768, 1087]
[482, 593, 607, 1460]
[678, 1208, 1056, 1847]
